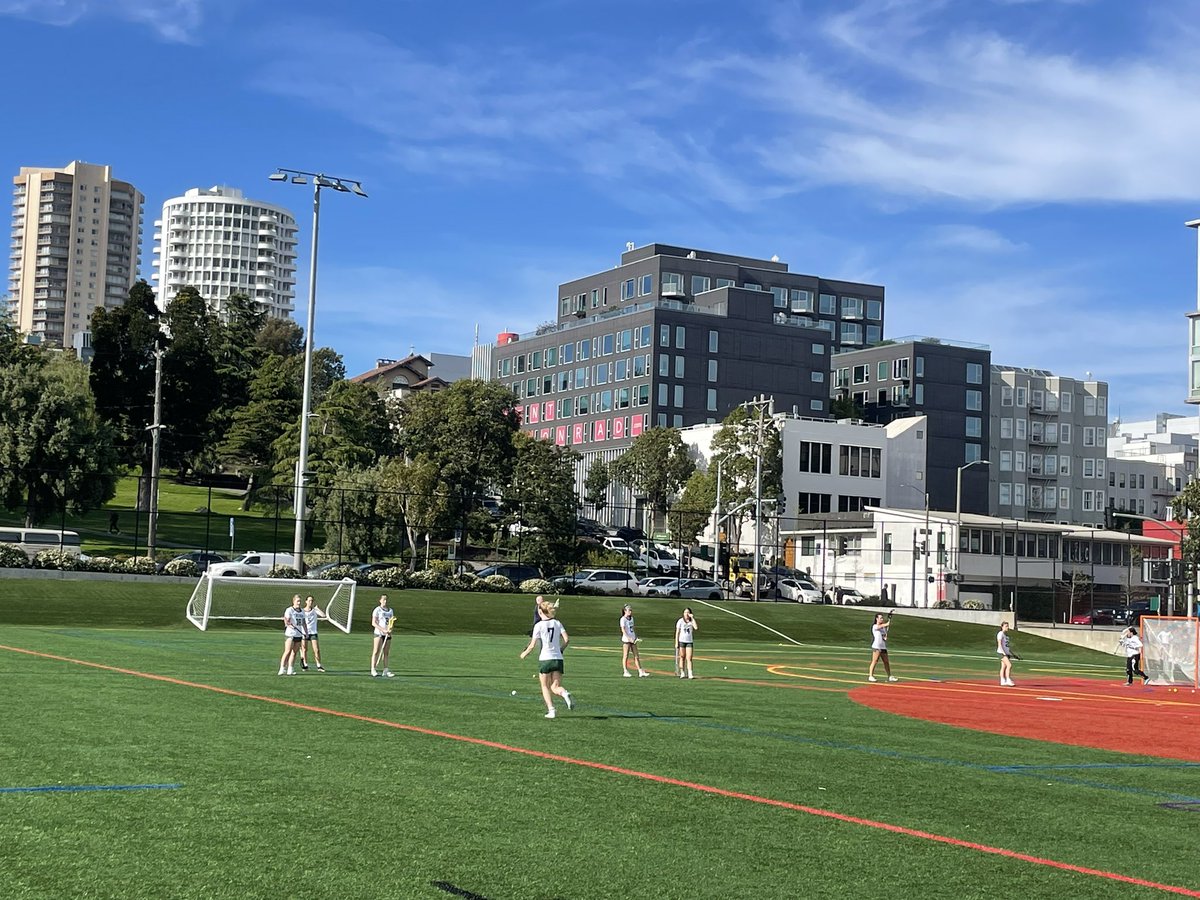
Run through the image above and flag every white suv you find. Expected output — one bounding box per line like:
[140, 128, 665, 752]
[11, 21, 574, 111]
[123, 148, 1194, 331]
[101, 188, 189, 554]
[212, 551, 297, 577]
[640, 547, 680, 574]
[554, 569, 639, 595]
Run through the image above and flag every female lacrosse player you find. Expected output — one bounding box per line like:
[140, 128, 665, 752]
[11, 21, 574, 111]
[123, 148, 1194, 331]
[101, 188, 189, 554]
[675, 607, 698, 679]
[867, 613, 897, 682]
[520, 598, 573, 718]
[1118, 626, 1149, 685]
[279, 595, 305, 675]
[300, 596, 328, 672]
[996, 621, 1016, 686]
[619, 604, 649, 677]
[370, 595, 395, 678]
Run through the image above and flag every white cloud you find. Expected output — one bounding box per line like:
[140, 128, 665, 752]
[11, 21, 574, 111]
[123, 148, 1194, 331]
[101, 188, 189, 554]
[926, 225, 1025, 254]
[0, 0, 206, 42]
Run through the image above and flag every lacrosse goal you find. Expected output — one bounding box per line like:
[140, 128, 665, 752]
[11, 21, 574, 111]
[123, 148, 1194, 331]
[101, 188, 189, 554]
[186, 574, 357, 633]
[1140, 616, 1200, 687]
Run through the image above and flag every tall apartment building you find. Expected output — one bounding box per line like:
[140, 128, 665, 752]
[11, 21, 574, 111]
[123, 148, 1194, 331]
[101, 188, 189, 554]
[9, 161, 143, 348]
[474, 244, 885, 500]
[990, 367, 1109, 526]
[832, 337, 992, 515]
[151, 186, 297, 319]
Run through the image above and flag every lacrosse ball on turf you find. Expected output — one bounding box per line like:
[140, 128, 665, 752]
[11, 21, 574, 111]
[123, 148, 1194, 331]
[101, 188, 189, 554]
[511, 690, 517, 696]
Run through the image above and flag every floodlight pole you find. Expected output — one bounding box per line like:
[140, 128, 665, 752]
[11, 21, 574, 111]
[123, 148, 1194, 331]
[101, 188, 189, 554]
[145, 345, 166, 562]
[269, 168, 366, 573]
[954, 459, 990, 606]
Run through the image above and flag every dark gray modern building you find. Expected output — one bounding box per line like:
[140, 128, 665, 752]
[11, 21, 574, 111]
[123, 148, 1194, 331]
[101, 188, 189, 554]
[832, 337, 992, 515]
[473, 244, 886, 457]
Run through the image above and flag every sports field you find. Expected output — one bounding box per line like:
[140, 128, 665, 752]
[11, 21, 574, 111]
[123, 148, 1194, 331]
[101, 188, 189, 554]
[2, 579, 1198, 899]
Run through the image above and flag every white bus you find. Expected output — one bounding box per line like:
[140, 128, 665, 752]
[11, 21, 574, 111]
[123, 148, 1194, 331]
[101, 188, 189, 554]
[0, 527, 83, 561]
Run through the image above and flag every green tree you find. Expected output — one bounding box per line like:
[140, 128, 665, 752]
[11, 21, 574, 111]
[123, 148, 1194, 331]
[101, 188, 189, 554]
[376, 455, 448, 570]
[610, 427, 695, 515]
[395, 380, 520, 528]
[0, 306, 36, 367]
[161, 287, 222, 475]
[708, 406, 782, 551]
[212, 293, 267, 433]
[830, 395, 863, 420]
[256, 317, 303, 358]
[671, 469, 717, 545]
[0, 352, 120, 525]
[1168, 480, 1200, 614]
[219, 353, 303, 508]
[583, 458, 610, 514]
[312, 464, 405, 563]
[88, 280, 160, 468]
[503, 434, 580, 574]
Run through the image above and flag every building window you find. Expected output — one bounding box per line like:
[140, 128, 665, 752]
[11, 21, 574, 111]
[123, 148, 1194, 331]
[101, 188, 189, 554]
[1015, 418, 1027, 440]
[708, 330, 718, 353]
[708, 359, 718, 382]
[1013, 483, 1026, 506]
[675, 326, 685, 349]
[1060, 423, 1071, 444]
[659, 355, 670, 377]
[812, 342, 825, 355]
[877, 361, 889, 381]
[965, 443, 982, 462]
[716, 277, 734, 289]
[798, 493, 832, 514]
[1000, 418, 1013, 439]
[799, 441, 832, 474]
[999, 483, 1011, 505]
[1015, 451, 1026, 472]
[812, 370, 825, 383]
[791, 289, 814, 312]
[692, 275, 710, 294]
[965, 416, 981, 438]
[999, 450, 1012, 471]
[662, 272, 683, 295]
[966, 362, 983, 384]
[1083, 459, 1095, 478]
[1083, 426, 1095, 447]
[673, 385, 684, 407]
[640, 274, 653, 295]
[839, 445, 882, 478]
[819, 293, 836, 314]
[622, 279, 636, 300]
[914, 384, 924, 404]
[770, 286, 788, 308]
[660, 325, 669, 347]
[966, 389, 982, 411]
[810, 398, 824, 412]
[706, 389, 717, 411]
[852, 364, 870, 385]
[674, 356, 685, 378]
[658, 384, 667, 406]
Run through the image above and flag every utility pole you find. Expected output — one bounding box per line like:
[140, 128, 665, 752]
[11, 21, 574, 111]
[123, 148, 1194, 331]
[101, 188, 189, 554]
[741, 394, 773, 602]
[146, 346, 165, 562]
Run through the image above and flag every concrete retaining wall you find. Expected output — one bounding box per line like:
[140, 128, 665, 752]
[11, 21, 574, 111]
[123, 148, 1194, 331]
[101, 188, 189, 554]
[0, 568, 197, 586]
[1018, 624, 1123, 654]
[857, 605, 1007, 628]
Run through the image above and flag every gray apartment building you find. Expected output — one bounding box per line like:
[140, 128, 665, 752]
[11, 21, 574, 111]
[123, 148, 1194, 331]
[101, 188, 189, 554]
[475, 244, 885, 456]
[832, 337, 993, 515]
[990, 367, 1110, 526]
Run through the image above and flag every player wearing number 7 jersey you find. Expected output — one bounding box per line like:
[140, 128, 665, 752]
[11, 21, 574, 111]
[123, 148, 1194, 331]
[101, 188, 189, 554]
[519, 598, 573, 718]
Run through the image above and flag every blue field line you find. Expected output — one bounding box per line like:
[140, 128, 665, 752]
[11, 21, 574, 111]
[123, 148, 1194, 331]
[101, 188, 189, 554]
[0, 783, 182, 794]
[992, 762, 1200, 771]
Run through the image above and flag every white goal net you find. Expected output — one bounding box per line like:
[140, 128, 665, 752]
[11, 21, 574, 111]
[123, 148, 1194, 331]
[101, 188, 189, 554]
[1141, 616, 1199, 687]
[186, 574, 357, 633]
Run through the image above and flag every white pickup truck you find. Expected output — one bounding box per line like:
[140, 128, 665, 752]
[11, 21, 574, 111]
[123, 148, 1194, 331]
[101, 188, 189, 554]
[211, 551, 296, 577]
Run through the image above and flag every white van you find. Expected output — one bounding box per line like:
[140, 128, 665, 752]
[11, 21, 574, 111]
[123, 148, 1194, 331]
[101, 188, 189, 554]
[0, 528, 82, 561]
[211, 551, 297, 577]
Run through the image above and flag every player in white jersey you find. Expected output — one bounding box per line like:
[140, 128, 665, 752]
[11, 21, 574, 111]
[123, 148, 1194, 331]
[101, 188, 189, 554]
[674, 608, 698, 679]
[298, 596, 328, 672]
[370, 595, 395, 678]
[996, 621, 1018, 686]
[867, 613, 897, 682]
[619, 604, 649, 677]
[519, 598, 573, 718]
[1117, 626, 1149, 685]
[278, 595, 305, 675]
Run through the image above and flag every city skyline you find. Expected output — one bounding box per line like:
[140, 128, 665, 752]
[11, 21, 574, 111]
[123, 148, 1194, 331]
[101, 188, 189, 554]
[3, 0, 1200, 420]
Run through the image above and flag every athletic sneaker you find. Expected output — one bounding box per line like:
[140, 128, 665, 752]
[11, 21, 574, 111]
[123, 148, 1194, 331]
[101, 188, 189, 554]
[278, 668, 286, 676]
[286, 668, 294, 676]
[563, 691, 574, 710]
[383, 670, 394, 678]
[638, 670, 650, 677]
[868, 675, 878, 682]
[316, 666, 325, 672]
[1003, 679, 1015, 686]
[371, 669, 378, 677]
[301, 663, 308, 671]
[679, 672, 686, 679]
[623, 671, 632, 678]
[887, 676, 898, 682]
[687, 673, 695, 680]
[544, 709, 556, 719]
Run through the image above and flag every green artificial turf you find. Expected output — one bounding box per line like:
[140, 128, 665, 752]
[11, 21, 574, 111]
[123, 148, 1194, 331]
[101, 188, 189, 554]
[0, 579, 1196, 899]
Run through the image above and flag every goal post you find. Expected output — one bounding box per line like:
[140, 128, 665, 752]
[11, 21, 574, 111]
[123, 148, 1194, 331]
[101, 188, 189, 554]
[185, 574, 357, 633]
[1140, 616, 1200, 687]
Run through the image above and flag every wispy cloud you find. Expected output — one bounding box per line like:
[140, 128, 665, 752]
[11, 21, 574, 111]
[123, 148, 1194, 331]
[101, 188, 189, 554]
[926, 225, 1026, 254]
[0, 0, 207, 42]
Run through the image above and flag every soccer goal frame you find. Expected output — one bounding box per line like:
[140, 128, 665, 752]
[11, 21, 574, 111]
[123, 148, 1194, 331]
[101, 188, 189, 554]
[185, 574, 357, 633]
[1140, 616, 1200, 687]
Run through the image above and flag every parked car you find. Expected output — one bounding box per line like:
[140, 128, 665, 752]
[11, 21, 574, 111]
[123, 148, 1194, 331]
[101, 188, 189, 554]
[0, 527, 82, 561]
[605, 525, 646, 543]
[211, 551, 297, 577]
[479, 497, 502, 518]
[664, 578, 724, 600]
[156, 551, 228, 574]
[734, 575, 775, 598]
[601, 536, 636, 557]
[307, 560, 360, 578]
[1114, 602, 1153, 626]
[1070, 608, 1116, 626]
[833, 587, 868, 605]
[551, 569, 639, 595]
[352, 561, 407, 575]
[635, 576, 679, 596]
[639, 547, 680, 574]
[575, 517, 604, 538]
[507, 521, 540, 536]
[476, 564, 542, 584]
[777, 577, 822, 603]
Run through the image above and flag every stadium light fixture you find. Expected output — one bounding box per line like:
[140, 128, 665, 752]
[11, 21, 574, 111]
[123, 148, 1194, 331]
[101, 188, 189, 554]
[268, 167, 367, 573]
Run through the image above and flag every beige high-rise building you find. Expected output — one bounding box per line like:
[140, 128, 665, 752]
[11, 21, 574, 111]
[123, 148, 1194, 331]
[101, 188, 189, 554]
[8, 161, 144, 348]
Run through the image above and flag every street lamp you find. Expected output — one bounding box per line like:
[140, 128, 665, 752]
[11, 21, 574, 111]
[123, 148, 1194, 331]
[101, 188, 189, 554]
[954, 459, 991, 602]
[1114, 511, 1193, 618]
[900, 482, 930, 607]
[269, 167, 367, 572]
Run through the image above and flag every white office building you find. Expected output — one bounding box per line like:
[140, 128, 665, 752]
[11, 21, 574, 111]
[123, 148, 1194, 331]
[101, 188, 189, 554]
[151, 186, 297, 319]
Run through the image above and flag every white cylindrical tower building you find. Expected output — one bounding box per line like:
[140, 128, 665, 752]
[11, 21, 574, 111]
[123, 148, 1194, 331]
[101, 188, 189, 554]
[151, 186, 298, 319]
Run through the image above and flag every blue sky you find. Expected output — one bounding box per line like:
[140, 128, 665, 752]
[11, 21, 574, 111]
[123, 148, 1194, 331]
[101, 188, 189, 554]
[3, 0, 1199, 422]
